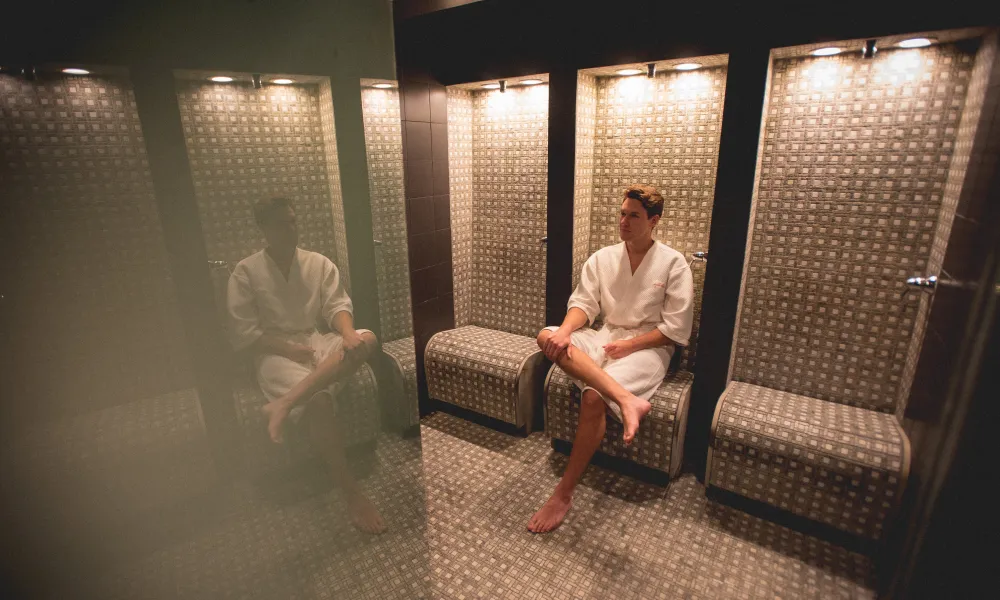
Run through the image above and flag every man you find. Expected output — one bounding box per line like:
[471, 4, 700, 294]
[528, 185, 694, 533]
[227, 197, 384, 533]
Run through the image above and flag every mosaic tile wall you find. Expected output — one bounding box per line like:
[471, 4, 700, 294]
[896, 35, 997, 420]
[446, 89, 474, 328]
[730, 44, 977, 413]
[361, 87, 412, 342]
[176, 81, 348, 287]
[0, 74, 193, 419]
[448, 86, 549, 338]
[574, 68, 728, 370]
[572, 74, 597, 292]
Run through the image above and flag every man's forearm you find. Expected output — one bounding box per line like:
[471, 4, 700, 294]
[628, 328, 674, 352]
[557, 307, 590, 333]
[250, 333, 294, 357]
[330, 310, 357, 337]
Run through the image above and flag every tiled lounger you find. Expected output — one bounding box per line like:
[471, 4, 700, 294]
[234, 364, 381, 476]
[707, 381, 911, 541]
[424, 325, 548, 431]
[381, 336, 421, 430]
[545, 367, 693, 477]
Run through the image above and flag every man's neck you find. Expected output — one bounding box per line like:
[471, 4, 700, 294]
[625, 237, 654, 256]
[266, 246, 297, 267]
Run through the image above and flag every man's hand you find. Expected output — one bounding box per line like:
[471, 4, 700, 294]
[341, 330, 366, 357]
[542, 328, 574, 362]
[603, 339, 634, 360]
[284, 343, 317, 366]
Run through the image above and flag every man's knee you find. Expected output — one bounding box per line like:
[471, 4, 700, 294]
[359, 330, 379, 356]
[581, 389, 604, 413]
[536, 328, 551, 350]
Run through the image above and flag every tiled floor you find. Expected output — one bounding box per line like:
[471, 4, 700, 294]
[1, 395, 877, 599]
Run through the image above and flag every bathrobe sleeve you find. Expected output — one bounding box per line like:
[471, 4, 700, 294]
[321, 260, 354, 328]
[657, 263, 694, 346]
[227, 265, 263, 352]
[567, 253, 602, 325]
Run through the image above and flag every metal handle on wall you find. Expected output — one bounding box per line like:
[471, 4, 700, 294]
[901, 274, 986, 299]
[690, 251, 707, 265]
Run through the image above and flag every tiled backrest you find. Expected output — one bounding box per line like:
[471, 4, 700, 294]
[176, 79, 348, 288]
[0, 73, 193, 417]
[448, 85, 549, 338]
[361, 86, 413, 342]
[730, 44, 978, 413]
[573, 67, 728, 371]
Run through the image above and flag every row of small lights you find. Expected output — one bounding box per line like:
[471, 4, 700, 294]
[811, 36, 935, 56]
[48, 37, 935, 81]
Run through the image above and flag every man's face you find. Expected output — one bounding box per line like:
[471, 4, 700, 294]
[619, 198, 658, 242]
[261, 206, 299, 251]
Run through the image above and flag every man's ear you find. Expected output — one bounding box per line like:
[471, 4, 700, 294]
[650, 214, 661, 227]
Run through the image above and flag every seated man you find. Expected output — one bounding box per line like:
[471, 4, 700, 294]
[227, 197, 384, 533]
[529, 185, 694, 533]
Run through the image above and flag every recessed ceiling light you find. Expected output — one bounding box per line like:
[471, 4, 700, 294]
[811, 47, 842, 56]
[271, 78, 294, 85]
[898, 37, 933, 48]
[372, 82, 394, 89]
[210, 76, 233, 83]
[520, 79, 543, 85]
[674, 63, 702, 71]
[616, 68, 644, 76]
[62, 68, 90, 75]
[482, 83, 501, 89]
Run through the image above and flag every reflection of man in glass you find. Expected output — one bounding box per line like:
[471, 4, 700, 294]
[227, 197, 384, 533]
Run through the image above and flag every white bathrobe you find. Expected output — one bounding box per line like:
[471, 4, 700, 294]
[227, 248, 362, 417]
[548, 241, 694, 420]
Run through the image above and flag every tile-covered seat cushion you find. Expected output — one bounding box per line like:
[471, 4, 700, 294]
[424, 326, 548, 430]
[234, 363, 381, 476]
[544, 366, 693, 476]
[707, 382, 910, 541]
[380, 336, 420, 430]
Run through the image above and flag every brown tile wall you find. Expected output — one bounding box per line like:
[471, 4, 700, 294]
[731, 44, 978, 413]
[0, 73, 193, 421]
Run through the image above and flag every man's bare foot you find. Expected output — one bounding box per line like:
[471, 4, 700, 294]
[619, 394, 652, 445]
[527, 492, 572, 534]
[347, 491, 386, 534]
[261, 401, 291, 444]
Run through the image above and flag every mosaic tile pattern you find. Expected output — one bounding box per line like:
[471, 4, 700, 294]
[448, 85, 549, 337]
[897, 35, 998, 418]
[574, 68, 727, 371]
[176, 80, 348, 282]
[572, 73, 597, 292]
[362, 86, 413, 341]
[546, 366, 692, 475]
[0, 73, 192, 418]
[381, 336, 421, 429]
[447, 89, 475, 327]
[731, 45, 976, 412]
[424, 325, 546, 427]
[708, 382, 908, 540]
[12, 404, 877, 599]
[234, 363, 381, 478]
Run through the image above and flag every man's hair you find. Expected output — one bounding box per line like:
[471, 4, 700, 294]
[623, 184, 664, 219]
[253, 197, 293, 227]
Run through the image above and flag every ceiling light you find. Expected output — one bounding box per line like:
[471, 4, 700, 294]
[616, 68, 643, 76]
[674, 63, 702, 71]
[898, 37, 933, 48]
[482, 83, 501, 89]
[210, 76, 233, 83]
[811, 47, 842, 56]
[272, 78, 295, 85]
[520, 79, 542, 85]
[372, 82, 393, 89]
[62, 68, 90, 75]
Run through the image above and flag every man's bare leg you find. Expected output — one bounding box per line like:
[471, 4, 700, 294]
[528, 389, 606, 533]
[537, 330, 651, 444]
[303, 393, 385, 534]
[263, 331, 378, 443]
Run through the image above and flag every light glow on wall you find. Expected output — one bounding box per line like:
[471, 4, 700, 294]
[898, 37, 933, 48]
[811, 47, 842, 56]
[272, 78, 294, 85]
[616, 68, 643, 76]
[62, 68, 90, 75]
[674, 63, 701, 70]
[210, 76, 233, 83]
